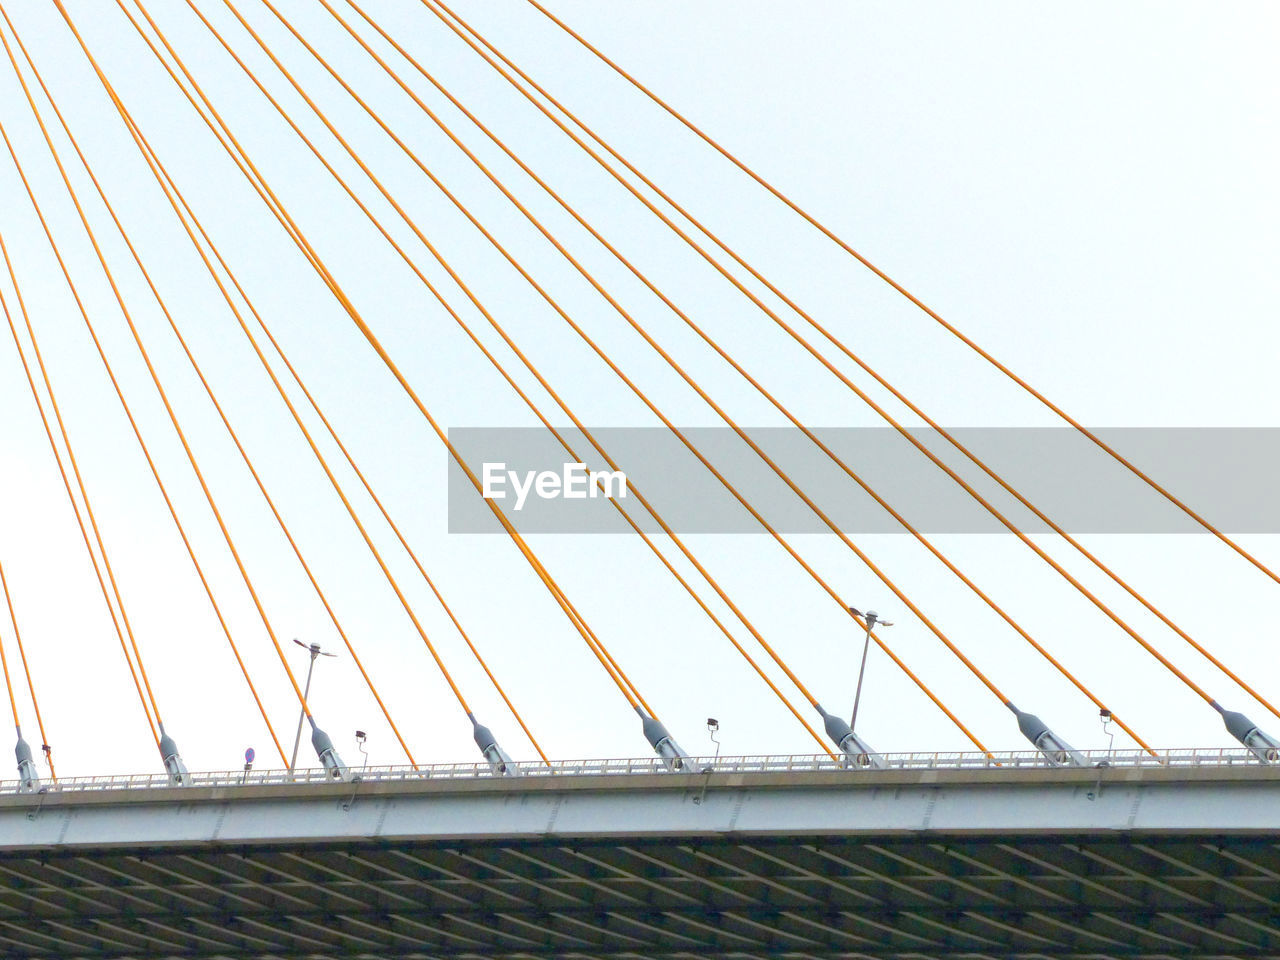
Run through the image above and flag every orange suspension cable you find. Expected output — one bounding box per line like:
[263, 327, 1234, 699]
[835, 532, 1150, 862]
[127, 119, 422, 767]
[411, 3, 1154, 748]
[432, 16, 1232, 735]
[346, 0, 1152, 753]
[518, 0, 1280, 592]
[199, 215, 555, 764]
[419, 0, 1227, 720]
[0, 232, 157, 748]
[0, 10, 297, 765]
[180, 1, 829, 754]
[110, 5, 578, 763]
[107, 71, 471, 769]
[252, 316, 556, 764]
[21, 5, 322, 741]
[196, 0, 655, 722]
[262, 0, 989, 750]
[264, 0, 981, 749]
[255, 323, 556, 764]
[0, 152, 173, 749]
[131, 7, 608, 719]
[201, 0, 656, 724]
[545, 126, 1277, 725]
[227, 0, 952, 748]
[0, 560, 23, 728]
[0, 558, 54, 777]
[115, 0, 645, 721]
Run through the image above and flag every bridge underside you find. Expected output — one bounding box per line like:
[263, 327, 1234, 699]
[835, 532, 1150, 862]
[1, 830, 1277, 959]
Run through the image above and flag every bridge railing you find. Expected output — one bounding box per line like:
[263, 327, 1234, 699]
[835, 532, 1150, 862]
[0, 747, 1266, 795]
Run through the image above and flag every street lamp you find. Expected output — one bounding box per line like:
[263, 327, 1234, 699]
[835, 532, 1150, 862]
[848, 607, 892, 732]
[289, 638, 338, 775]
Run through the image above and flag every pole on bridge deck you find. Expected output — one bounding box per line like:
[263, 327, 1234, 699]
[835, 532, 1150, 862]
[848, 607, 892, 732]
[289, 638, 337, 777]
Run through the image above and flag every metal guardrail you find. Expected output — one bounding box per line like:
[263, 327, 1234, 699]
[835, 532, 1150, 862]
[0, 747, 1268, 796]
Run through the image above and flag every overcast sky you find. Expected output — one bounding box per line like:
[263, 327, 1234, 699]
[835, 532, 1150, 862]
[0, 1, 1277, 779]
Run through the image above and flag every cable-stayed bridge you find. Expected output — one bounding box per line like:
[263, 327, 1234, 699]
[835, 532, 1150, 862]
[0, 2, 1277, 957]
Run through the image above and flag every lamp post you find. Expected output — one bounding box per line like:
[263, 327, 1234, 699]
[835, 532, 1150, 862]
[848, 607, 892, 732]
[289, 639, 337, 774]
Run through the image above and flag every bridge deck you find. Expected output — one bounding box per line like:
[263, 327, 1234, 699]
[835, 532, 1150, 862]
[0, 757, 1277, 958]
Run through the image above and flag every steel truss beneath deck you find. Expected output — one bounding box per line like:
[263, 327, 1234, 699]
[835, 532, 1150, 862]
[0, 763, 1277, 958]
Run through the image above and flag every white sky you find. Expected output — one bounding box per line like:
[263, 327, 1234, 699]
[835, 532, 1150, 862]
[0, 1, 1277, 778]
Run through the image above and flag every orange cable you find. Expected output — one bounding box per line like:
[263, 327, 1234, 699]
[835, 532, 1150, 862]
[240, 0, 906, 749]
[519, 0, 1280, 591]
[0, 108, 178, 734]
[109, 79, 456, 769]
[128, 2, 623, 724]
[80, 89, 418, 765]
[180, 0, 830, 754]
[197, 212, 556, 765]
[118, 0, 644, 720]
[426, 5, 1241, 732]
[363, 0, 1162, 752]
[348, 0, 1153, 751]
[0, 559, 23, 730]
[420, 0, 1223, 716]
[0, 559, 54, 776]
[147, 1, 629, 723]
[1, 575, 54, 778]
[8, 18, 371, 773]
[113, 4, 557, 763]
[206, 0, 658, 716]
[250, 0, 848, 716]
[34, 2, 321, 739]
[578, 153, 1277, 724]
[0, 230, 158, 747]
[194, 0, 658, 723]
[0, 9, 296, 765]
[263, 0, 989, 750]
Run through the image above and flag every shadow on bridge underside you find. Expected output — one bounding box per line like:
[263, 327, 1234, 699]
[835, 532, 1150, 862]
[0, 830, 1276, 959]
